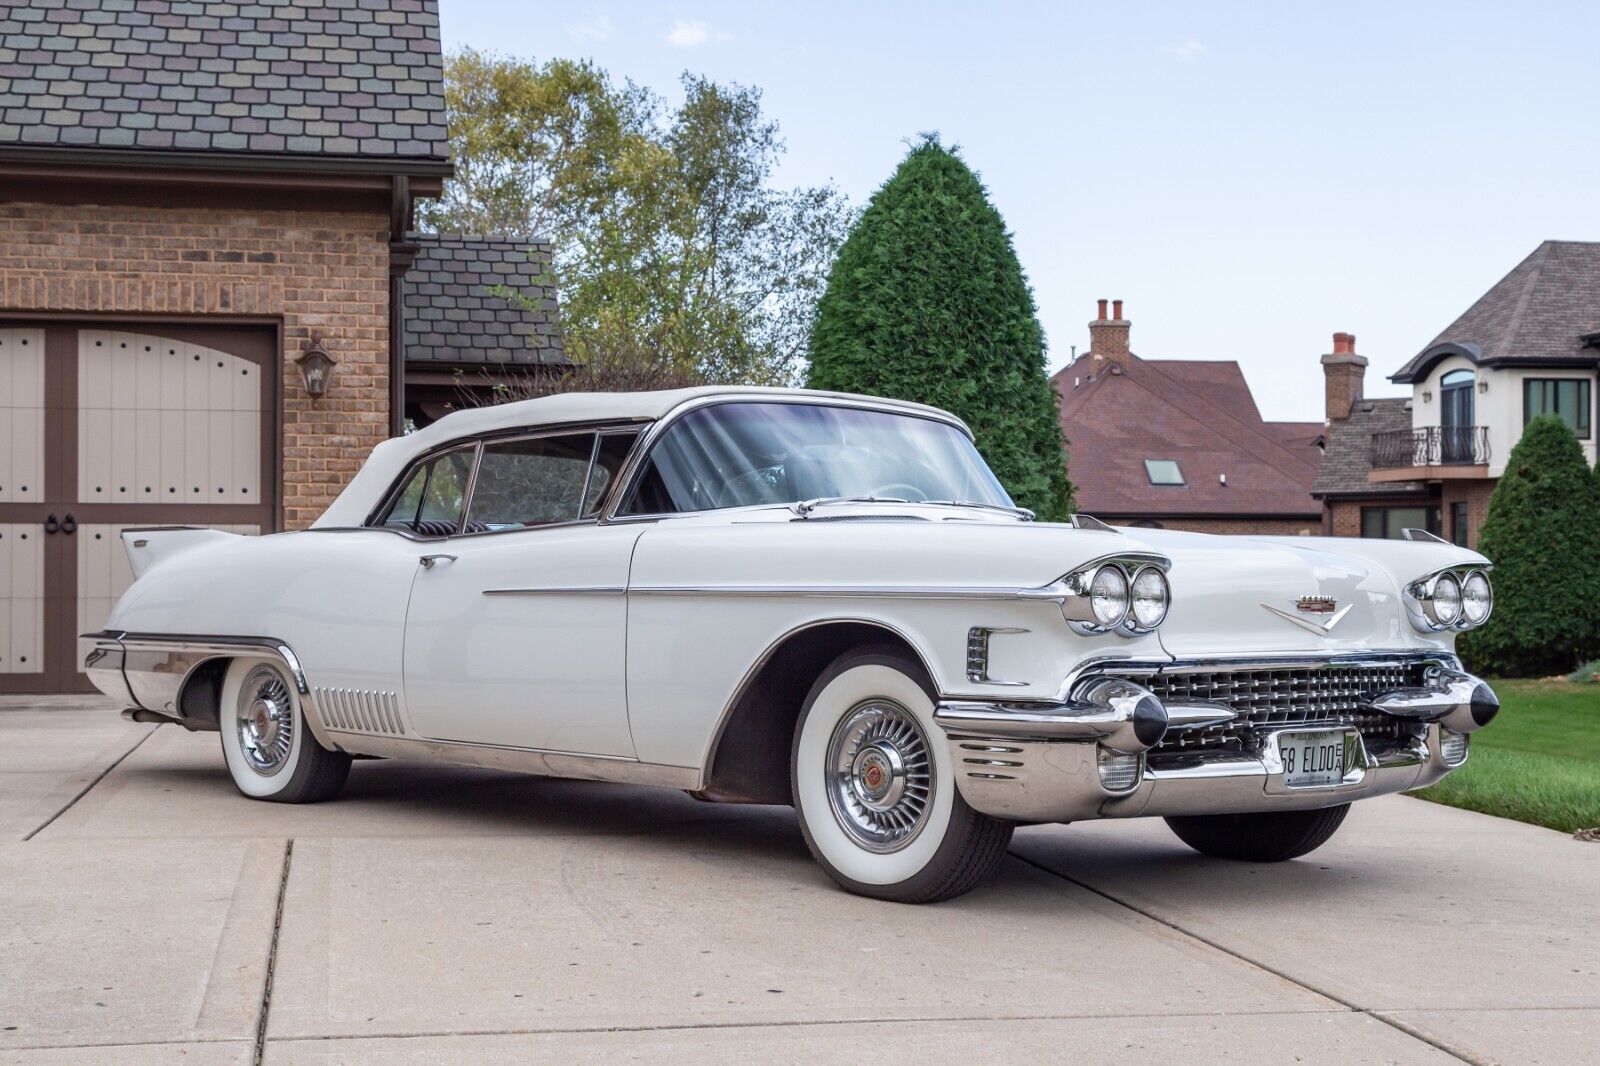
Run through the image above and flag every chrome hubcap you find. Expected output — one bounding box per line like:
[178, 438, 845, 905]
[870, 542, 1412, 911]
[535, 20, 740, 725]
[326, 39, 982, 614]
[826, 699, 934, 853]
[236, 665, 293, 776]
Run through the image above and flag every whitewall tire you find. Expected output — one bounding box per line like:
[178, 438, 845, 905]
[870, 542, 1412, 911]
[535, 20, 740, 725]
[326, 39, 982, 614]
[792, 646, 1014, 902]
[219, 657, 351, 803]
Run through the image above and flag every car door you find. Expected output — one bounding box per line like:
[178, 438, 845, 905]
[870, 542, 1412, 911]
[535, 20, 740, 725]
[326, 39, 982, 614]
[401, 429, 643, 756]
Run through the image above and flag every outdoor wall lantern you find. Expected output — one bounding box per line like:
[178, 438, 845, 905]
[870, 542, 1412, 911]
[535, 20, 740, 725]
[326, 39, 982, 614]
[1422, 389, 1432, 403]
[296, 332, 338, 399]
[1478, 379, 1489, 393]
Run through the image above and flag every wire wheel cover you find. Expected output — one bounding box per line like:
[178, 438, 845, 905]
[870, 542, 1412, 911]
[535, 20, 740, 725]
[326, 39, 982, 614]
[826, 699, 935, 853]
[236, 664, 294, 776]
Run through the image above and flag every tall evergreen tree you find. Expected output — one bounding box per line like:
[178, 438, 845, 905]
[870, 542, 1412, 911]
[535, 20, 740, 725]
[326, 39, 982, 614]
[1458, 415, 1600, 676]
[806, 138, 1072, 519]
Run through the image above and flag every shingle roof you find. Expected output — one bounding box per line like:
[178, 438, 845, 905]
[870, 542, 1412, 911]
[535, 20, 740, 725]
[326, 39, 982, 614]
[0, 0, 447, 162]
[402, 234, 568, 366]
[1391, 240, 1600, 382]
[1312, 397, 1429, 498]
[1055, 356, 1322, 518]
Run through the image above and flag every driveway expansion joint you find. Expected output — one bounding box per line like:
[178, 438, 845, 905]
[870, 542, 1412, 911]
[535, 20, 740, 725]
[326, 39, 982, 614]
[254, 838, 294, 1066]
[22, 723, 157, 841]
[1007, 849, 1479, 1065]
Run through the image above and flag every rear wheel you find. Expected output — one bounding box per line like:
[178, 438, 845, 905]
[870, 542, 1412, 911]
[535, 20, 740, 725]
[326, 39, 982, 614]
[1165, 804, 1350, 862]
[219, 657, 350, 803]
[791, 646, 1013, 902]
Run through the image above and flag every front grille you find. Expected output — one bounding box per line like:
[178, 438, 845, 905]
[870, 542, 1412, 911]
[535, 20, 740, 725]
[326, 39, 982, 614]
[1128, 660, 1433, 753]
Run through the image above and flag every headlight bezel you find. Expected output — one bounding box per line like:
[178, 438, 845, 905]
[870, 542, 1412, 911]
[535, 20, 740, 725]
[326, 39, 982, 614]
[1406, 566, 1493, 633]
[1126, 565, 1171, 633]
[1054, 553, 1171, 638]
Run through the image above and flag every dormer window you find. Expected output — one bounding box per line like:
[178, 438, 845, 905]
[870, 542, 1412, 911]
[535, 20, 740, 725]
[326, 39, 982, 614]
[1144, 459, 1185, 486]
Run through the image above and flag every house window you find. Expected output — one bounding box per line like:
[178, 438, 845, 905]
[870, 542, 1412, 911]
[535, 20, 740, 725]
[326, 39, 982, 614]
[1451, 501, 1468, 546]
[1143, 459, 1185, 485]
[1524, 378, 1591, 438]
[1360, 505, 1441, 540]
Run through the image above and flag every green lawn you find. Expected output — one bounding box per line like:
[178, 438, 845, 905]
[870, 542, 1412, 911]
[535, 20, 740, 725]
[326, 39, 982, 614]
[1414, 679, 1600, 834]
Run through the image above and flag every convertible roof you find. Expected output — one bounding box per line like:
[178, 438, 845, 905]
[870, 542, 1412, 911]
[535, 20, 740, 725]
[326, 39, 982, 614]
[313, 386, 967, 528]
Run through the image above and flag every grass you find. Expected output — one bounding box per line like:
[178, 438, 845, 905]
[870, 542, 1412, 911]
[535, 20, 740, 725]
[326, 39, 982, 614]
[1414, 678, 1600, 834]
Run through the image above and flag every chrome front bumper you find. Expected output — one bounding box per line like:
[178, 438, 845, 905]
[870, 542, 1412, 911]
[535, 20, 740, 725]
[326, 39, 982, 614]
[934, 664, 1495, 823]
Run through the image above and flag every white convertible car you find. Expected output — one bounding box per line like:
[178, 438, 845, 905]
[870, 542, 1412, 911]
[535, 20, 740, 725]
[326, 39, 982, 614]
[82, 387, 1500, 902]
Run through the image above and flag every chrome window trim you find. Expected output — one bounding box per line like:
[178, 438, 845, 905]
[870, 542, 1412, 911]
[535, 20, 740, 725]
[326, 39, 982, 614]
[359, 417, 653, 531]
[600, 395, 980, 524]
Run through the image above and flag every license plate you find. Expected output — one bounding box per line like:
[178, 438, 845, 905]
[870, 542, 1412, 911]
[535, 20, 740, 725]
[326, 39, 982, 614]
[1278, 731, 1346, 788]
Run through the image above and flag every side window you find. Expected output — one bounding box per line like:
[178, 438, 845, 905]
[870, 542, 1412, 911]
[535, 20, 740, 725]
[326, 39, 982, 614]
[468, 433, 597, 528]
[583, 431, 640, 517]
[375, 446, 474, 534]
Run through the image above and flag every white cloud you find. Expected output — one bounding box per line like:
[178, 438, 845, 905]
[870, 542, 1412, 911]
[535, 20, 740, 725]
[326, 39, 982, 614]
[1161, 38, 1208, 62]
[665, 18, 732, 47]
[564, 12, 613, 41]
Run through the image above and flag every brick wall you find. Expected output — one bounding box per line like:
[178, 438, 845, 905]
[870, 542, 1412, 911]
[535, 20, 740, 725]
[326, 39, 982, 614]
[1441, 480, 1497, 550]
[1327, 500, 1362, 538]
[1108, 516, 1320, 536]
[0, 201, 390, 529]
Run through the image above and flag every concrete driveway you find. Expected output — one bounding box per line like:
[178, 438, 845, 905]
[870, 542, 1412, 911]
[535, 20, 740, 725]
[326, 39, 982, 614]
[1, 700, 1595, 1065]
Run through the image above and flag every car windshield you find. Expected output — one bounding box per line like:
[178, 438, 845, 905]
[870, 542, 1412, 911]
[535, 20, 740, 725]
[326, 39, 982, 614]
[619, 401, 1013, 515]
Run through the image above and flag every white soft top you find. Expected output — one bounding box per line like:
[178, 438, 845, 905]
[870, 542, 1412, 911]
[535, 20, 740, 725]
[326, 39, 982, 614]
[313, 386, 966, 528]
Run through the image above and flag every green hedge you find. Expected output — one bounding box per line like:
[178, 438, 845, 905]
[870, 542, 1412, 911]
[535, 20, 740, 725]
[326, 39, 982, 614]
[806, 138, 1072, 520]
[1459, 415, 1600, 676]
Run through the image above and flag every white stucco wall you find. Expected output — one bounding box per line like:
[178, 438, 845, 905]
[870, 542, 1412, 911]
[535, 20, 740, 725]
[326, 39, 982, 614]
[1410, 357, 1598, 477]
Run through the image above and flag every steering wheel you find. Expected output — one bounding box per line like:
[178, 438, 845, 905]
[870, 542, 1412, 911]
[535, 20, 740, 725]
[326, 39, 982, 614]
[870, 483, 928, 502]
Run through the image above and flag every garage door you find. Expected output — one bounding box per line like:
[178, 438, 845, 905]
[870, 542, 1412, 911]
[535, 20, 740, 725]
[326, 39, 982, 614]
[0, 323, 277, 693]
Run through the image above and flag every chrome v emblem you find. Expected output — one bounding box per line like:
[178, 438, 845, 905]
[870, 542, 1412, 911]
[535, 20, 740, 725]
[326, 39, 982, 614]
[1261, 601, 1354, 636]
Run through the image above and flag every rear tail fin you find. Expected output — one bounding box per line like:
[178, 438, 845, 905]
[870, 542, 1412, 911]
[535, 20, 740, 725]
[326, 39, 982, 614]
[122, 527, 241, 579]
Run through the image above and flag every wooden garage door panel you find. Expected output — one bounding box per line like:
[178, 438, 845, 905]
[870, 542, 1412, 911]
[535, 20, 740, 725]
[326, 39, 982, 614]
[78, 330, 263, 506]
[74, 523, 260, 674]
[0, 329, 45, 505]
[0, 523, 43, 675]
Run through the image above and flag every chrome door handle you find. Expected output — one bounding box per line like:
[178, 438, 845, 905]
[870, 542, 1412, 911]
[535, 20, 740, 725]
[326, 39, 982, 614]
[418, 554, 458, 570]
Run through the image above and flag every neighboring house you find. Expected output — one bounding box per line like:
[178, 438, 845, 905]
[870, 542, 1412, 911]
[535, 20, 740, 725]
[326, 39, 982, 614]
[0, 1, 562, 693]
[1316, 240, 1600, 547]
[1052, 300, 1323, 534]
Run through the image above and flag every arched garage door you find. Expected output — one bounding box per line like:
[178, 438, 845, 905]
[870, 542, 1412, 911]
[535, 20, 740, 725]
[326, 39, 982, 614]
[0, 323, 277, 693]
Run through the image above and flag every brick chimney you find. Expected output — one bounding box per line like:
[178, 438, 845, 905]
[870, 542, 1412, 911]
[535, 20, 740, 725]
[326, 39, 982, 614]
[1320, 331, 1367, 423]
[1088, 298, 1132, 365]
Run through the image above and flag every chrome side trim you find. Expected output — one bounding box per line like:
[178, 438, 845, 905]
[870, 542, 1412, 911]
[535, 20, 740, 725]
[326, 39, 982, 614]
[80, 630, 330, 746]
[630, 584, 1042, 600]
[483, 586, 626, 596]
[338, 732, 701, 790]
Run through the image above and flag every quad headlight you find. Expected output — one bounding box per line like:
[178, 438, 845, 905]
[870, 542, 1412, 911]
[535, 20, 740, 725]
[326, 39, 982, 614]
[1128, 565, 1171, 631]
[1406, 567, 1493, 633]
[1056, 556, 1170, 637]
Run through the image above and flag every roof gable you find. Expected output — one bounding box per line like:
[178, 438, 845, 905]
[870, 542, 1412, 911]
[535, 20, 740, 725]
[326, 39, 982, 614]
[1055, 357, 1321, 518]
[1392, 240, 1600, 382]
[0, 0, 447, 164]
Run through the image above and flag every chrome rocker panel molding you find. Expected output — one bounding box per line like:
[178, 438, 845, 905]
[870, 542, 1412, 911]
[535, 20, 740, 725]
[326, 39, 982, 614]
[82, 629, 704, 791]
[933, 653, 1496, 823]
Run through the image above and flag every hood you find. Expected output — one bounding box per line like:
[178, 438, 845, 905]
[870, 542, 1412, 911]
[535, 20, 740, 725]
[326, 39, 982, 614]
[1130, 529, 1479, 658]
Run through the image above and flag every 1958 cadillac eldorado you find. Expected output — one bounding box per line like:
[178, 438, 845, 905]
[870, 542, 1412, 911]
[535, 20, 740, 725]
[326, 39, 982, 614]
[81, 386, 1499, 902]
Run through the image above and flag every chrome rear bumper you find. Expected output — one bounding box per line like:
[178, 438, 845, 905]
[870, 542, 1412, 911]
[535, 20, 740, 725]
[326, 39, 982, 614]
[934, 664, 1491, 823]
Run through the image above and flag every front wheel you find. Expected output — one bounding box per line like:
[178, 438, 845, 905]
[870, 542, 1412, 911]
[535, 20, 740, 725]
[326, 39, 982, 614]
[219, 657, 350, 803]
[1165, 804, 1350, 862]
[791, 646, 1013, 903]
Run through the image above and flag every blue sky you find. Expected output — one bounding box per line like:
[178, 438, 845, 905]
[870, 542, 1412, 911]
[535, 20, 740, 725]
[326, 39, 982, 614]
[440, 2, 1600, 422]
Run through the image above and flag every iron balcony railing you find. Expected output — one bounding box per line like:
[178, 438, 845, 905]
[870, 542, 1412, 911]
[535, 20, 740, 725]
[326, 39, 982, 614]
[1371, 426, 1491, 469]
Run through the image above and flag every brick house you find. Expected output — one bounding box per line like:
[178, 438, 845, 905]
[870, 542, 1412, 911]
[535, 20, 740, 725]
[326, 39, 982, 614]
[0, 1, 562, 692]
[1052, 300, 1323, 533]
[1315, 240, 1600, 547]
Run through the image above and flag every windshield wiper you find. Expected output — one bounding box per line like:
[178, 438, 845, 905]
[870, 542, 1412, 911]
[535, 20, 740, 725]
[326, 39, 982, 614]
[920, 500, 1036, 521]
[791, 496, 1034, 521]
[791, 495, 911, 516]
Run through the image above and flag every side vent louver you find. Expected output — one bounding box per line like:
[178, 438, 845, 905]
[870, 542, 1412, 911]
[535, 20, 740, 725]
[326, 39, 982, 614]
[314, 687, 405, 735]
